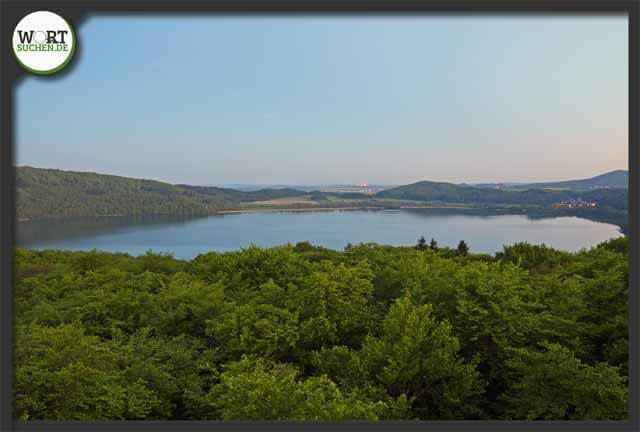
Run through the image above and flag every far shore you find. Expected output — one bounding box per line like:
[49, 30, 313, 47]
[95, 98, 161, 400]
[217, 206, 384, 214]
[215, 205, 476, 215]
[16, 205, 479, 222]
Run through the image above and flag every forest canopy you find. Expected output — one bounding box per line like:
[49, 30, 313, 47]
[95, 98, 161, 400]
[14, 237, 629, 421]
[15, 166, 306, 220]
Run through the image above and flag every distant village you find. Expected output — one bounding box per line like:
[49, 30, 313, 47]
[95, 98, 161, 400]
[589, 185, 626, 190]
[320, 183, 381, 195]
[552, 199, 597, 209]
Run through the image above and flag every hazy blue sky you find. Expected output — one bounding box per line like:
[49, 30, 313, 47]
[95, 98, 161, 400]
[16, 14, 628, 185]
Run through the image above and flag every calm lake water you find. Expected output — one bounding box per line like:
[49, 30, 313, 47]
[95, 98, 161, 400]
[17, 208, 623, 260]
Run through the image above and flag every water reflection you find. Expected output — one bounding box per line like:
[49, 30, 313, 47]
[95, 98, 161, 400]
[16, 208, 624, 259]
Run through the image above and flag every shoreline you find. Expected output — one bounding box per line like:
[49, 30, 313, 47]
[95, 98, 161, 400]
[215, 205, 477, 215]
[16, 205, 470, 222]
[216, 206, 387, 214]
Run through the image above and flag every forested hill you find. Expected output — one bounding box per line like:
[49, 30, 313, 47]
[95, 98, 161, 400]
[512, 170, 628, 190]
[16, 166, 306, 220]
[176, 184, 304, 203]
[16, 166, 628, 221]
[471, 170, 628, 191]
[375, 180, 558, 204]
[375, 179, 628, 208]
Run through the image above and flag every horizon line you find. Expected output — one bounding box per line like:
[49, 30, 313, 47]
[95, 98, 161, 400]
[14, 164, 628, 189]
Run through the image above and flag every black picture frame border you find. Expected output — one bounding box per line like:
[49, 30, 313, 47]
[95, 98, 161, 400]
[1, 1, 638, 431]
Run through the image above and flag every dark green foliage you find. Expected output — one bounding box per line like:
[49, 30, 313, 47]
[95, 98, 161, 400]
[376, 180, 569, 205]
[14, 323, 161, 420]
[17, 167, 628, 226]
[598, 236, 628, 254]
[208, 356, 401, 420]
[457, 240, 469, 256]
[14, 238, 629, 420]
[502, 343, 627, 420]
[177, 184, 306, 203]
[16, 166, 306, 220]
[351, 297, 483, 419]
[495, 242, 572, 273]
[377, 179, 627, 209]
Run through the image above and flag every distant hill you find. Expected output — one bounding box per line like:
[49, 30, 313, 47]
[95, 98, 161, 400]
[375, 180, 575, 206]
[176, 184, 305, 202]
[513, 170, 628, 190]
[15, 166, 628, 221]
[374, 176, 627, 209]
[16, 167, 306, 220]
[467, 182, 528, 189]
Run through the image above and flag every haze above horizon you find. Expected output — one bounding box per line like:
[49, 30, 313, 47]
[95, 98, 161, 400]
[16, 15, 628, 185]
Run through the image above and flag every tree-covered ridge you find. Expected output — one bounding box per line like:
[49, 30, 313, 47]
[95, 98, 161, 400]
[176, 184, 305, 202]
[513, 169, 628, 190]
[377, 180, 628, 209]
[14, 237, 628, 420]
[16, 166, 307, 220]
[16, 166, 628, 221]
[474, 170, 628, 191]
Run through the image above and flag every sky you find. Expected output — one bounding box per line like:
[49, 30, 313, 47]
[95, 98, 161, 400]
[15, 14, 628, 186]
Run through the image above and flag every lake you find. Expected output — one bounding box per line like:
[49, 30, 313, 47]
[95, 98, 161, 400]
[16, 208, 623, 259]
[17, 209, 621, 259]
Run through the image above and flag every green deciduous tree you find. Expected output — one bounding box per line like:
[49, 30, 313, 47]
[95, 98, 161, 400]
[502, 342, 627, 420]
[208, 356, 400, 420]
[13, 237, 630, 421]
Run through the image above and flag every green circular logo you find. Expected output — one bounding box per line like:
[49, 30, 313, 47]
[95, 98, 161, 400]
[12, 11, 76, 75]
